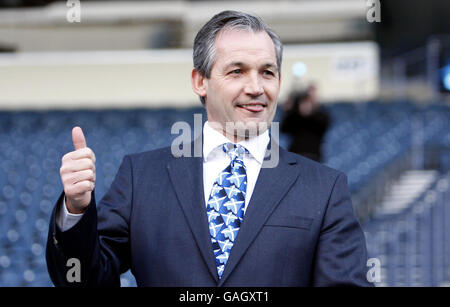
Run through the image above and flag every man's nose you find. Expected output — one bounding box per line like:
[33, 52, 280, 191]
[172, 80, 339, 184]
[244, 73, 264, 97]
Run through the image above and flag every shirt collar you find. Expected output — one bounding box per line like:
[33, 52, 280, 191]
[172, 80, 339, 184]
[203, 121, 270, 164]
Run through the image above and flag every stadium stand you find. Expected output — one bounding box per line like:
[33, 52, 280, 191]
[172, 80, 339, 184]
[0, 100, 449, 286]
[363, 171, 450, 286]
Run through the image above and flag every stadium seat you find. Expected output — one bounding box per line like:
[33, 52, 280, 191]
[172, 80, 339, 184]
[1, 101, 450, 286]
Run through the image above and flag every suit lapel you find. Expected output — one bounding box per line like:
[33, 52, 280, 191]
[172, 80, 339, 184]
[165, 139, 300, 286]
[218, 147, 299, 286]
[166, 152, 219, 284]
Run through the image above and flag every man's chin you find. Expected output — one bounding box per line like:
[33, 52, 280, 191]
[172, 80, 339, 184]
[225, 120, 271, 139]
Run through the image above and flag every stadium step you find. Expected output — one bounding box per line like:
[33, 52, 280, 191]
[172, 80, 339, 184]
[374, 170, 439, 216]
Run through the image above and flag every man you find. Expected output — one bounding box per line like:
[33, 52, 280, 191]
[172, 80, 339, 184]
[46, 10, 372, 287]
[281, 83, 331, 162]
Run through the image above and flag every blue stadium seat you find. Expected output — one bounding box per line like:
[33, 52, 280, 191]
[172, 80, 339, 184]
[1, 102, 450, 286]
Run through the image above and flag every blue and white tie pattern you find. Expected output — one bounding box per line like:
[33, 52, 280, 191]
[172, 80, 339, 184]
[207, 143, 248, 278]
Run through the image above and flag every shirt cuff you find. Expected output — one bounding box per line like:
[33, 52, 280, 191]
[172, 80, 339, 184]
[57, 197, 84, 232]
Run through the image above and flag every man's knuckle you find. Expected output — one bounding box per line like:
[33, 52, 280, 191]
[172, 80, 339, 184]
[62, 172, 72, 182]
[82, 181, 92, 191]
[65, 186, 74, 196]
[88, 160, 95, 170]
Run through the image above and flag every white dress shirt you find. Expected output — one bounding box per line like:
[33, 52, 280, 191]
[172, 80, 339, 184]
[58, 121, 269, 231]
[202, 121, 269, 213]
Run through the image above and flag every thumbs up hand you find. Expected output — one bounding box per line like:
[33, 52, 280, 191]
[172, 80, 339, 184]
[60, 127, 96, 214]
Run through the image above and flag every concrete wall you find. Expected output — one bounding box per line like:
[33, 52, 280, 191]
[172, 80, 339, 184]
[0, 42, 379, 110]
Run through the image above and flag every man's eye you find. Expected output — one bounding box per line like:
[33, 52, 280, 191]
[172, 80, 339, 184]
[263, 70, 274, 76]
[230, 69, 241, 74]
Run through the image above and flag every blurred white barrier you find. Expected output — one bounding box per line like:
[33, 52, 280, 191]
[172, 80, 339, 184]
[0, 41, 378, 110]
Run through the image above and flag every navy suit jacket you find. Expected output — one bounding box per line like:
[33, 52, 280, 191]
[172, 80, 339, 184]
[46, 143, 372, 287]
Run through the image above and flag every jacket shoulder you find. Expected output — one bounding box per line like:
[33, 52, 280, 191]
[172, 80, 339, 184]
[126, 146, 175, 164]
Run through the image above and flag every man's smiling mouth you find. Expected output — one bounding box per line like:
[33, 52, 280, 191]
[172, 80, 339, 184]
[236, 102, 266, 112]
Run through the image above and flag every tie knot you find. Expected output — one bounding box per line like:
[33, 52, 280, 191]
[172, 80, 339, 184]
[222, 143, 247, 162]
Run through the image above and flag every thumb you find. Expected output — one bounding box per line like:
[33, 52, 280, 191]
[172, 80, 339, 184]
[72, 126, 86, 150]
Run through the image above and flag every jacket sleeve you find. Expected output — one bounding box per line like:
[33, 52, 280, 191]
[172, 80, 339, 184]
[46, 155, 133, 287]
[312, 173, 373, 287]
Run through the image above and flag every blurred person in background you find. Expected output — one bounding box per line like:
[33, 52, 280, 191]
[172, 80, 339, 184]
[281, 83, 331, 162]
[46, 10, 370, 287]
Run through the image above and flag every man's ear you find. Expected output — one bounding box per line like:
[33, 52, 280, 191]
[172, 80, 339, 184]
[191, 69, 207, 99]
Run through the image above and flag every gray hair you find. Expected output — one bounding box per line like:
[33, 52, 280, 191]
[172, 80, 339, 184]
[193, 10, 283, 105]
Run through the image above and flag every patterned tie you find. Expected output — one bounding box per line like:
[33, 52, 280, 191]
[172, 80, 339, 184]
[207, 143, 248, 278]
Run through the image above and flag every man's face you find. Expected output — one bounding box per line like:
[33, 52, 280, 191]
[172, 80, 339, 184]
[197, 28, 281, 140]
